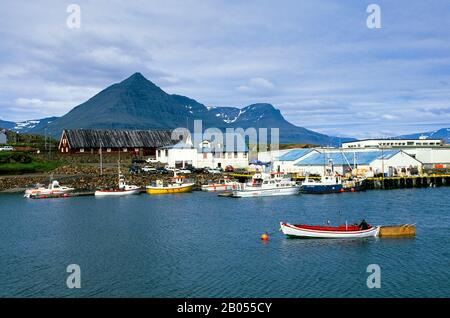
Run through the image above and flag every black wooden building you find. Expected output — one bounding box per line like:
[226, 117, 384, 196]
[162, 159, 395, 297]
[58, 129, 178, 156]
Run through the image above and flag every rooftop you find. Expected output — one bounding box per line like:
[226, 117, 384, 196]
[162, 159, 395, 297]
[295, 150, 402, 166]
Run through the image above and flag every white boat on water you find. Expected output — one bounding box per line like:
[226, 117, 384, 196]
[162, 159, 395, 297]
[280, 222, 380, 239]
[201, 177, 237, 192]
[95, 163, 140, 196]
[24, 180, 74, 198]
[231, 172, 300, 198]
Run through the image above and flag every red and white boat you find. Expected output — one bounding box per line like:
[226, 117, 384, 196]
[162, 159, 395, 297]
[201, 177, 237, 192]
[280, 222, 380, 239]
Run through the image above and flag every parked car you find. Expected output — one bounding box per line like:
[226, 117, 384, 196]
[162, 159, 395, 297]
[0, 146, 14, 151]
[178, 169, 192, 174]
[156, 167, 169, 174]
[165, 166, 180, 173]
[132, 158, 146, 164]
[206, 168, 222, 174]
[129, 165, 142, 175]
[146, 157, 159, 164]
[142, 166, 157, 174]
[185, 165, 203, 173]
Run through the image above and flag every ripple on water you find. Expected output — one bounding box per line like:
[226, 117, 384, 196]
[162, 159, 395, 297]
[0, 187, 449, 297]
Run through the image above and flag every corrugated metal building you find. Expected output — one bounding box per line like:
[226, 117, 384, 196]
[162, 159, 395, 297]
[295, 150, 422, 176]
[58, 129, 179, 156]
[272, 149, 317, 173]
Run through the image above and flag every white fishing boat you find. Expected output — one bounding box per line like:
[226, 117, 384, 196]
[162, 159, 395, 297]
[230, 172, 300, 198]
[95, 163, 140, 196]
[201, 177, 237, 192]
[24, 180, 74, 198]
[280, 222, 380, 239]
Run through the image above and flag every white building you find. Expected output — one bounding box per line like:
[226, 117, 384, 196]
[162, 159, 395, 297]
[342, 139, 444, 149]
[400, 148, 450, 169]
[341, 138, 450, 170]
[156, 138, 249, 169]
[0, 130, 6, 145]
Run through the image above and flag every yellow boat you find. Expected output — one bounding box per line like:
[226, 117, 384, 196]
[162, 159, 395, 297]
[146, 176, 195, 194]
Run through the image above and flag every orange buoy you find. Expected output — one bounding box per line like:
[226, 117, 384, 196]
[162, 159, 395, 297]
[260, 233, 269, 241]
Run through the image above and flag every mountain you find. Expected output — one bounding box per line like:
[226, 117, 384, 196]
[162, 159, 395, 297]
[396, 128, 450, 144]
[29, 72, 352, 145]
[33, 73, 225, 136]
[0, 119, 15, 130]
[208, 103, 353, 145]
[0, 117, 58, 133]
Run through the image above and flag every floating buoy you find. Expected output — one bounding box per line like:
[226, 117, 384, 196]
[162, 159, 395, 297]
[260, 232, 269, 241]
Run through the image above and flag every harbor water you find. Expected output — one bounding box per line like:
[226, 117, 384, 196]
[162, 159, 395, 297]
[0, 187, 449, 297]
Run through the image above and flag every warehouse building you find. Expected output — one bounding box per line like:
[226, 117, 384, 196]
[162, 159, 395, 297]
[272, 149, 318, 173]
[294, 150, 422, 177]
[342, 139, 445, 149]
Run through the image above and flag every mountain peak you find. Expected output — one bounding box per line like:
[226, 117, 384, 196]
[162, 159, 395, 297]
[120, 72, 154, 87]
[244, 103, 276, 111]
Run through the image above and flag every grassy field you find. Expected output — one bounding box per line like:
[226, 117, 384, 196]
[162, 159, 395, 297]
[0, 152, 61, 174]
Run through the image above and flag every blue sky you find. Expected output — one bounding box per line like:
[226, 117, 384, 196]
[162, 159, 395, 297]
[0, 0, 449, 138]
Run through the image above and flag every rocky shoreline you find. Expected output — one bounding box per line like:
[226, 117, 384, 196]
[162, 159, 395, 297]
[0, 172, 227, 193]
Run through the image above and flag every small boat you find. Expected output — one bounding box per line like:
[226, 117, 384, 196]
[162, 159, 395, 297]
[24, 180, 74, 198]
[146, 174, 195, 194]
[230, 172, 300, 198]
[280, 222, 380, 239]
[201, 177, 237, 192]
[95, 163, 140, 196]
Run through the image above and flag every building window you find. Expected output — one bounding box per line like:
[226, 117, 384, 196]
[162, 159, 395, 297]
[243, 153, 248, 158]
[158, 150, 161, 157]
[123, 148, 128, 152]
[107, 148, 111, 152]
[80, 148, 85, 153]
[203, 153, 208, 159]
[165, 149, 169, 156]
[234, 152, 238, 158]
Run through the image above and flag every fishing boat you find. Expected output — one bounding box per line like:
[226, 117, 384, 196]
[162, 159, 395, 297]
[146, 174, 195, 194]
[230, 172, 300, 198]
[95, 163, 140, 196]
[301, 174, 343, 194]
[280, 222, 380, 239]
[201, 177, 237, 192]
[341, 177, 365, 192]
[24, 180, 74, 198]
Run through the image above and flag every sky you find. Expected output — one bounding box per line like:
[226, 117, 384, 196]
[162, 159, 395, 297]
[0, 0, 449, 138]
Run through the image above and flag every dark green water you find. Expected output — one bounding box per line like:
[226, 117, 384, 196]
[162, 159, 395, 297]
[0, 187, 449, 297]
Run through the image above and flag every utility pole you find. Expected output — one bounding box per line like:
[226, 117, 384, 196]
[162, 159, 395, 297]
[99, 139, 103, 176]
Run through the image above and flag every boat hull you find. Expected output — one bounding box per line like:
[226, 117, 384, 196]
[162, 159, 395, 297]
[94, 189, 140, 196]
[280, 222, 380, 239]
[146, 183, 194, 194]
[231, 186, 300, 198]
[300, 184, 343, 194]
[201, 184, 235, 192]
